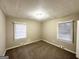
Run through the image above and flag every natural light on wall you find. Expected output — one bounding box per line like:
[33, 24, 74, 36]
[29, 9, 49, 20]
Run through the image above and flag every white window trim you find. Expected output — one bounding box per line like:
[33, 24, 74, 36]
[13, 22, 27, 40]
[57, 20, 74, 44]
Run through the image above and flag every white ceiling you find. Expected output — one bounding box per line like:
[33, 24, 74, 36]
[0, 0, 79, 20]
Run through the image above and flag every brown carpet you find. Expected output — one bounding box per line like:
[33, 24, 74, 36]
[6, 41, 77, 59]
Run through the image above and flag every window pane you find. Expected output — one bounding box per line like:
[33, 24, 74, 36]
[57, 21, 73, 43]
[14, 23, 27, 39]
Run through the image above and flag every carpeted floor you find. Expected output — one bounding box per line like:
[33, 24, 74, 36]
[6, 41, 77, 59]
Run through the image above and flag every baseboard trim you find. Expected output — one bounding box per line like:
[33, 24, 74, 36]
[43, 40, 76, 54]
[3, 49, 7, 56]
[6, 40, 40, 50]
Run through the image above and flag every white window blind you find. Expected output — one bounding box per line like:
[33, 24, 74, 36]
[14, 23, 27, 40]
[57, 21, 73, 43]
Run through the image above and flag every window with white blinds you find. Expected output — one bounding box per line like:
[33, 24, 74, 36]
[14, 23, 27, 40]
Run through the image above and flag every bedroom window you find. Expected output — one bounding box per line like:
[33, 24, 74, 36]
[14, 23, 27, 40]
[57, 20, 73, 43]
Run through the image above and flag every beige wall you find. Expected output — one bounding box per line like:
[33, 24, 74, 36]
[42, 14, 79, 53]
[0, 9, 6, 56]
[6, 17, 41, 49]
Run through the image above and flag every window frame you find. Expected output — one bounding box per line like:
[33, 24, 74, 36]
[57, 20, 74, 44]
[13, 22, 27, 40]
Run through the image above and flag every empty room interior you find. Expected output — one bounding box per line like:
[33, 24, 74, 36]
[1, 0, 79, 59]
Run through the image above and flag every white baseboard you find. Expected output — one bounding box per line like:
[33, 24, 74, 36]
[43, 40, 76, 54]
[3, 49, 6, 56]
[6, 40, 40, 50]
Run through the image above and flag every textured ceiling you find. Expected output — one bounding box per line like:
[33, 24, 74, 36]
[0, 0, 79, 20]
